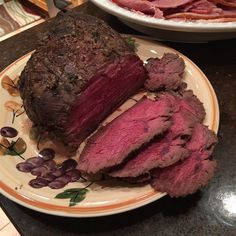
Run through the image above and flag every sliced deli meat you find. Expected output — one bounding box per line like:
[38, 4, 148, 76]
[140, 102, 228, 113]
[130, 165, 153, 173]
[165, 0, 236, 20]
[209, 0, 236, 7]
[182, 0, 223, 14]
[165, 10, 236, 20]
[78, 97, 173, 174]
[114, 0, 192, 9]
[113, 0, 164, 18]
[151, 123, 218, 197]
[18, 12, 147, 149]
[151, 0, 194, 8]
[112, 0, 236, 21]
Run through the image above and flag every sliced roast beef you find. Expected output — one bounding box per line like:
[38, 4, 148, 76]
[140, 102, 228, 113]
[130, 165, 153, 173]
[109, 132, 190, 178]
[186, 123, 218, 158]
[157, 90, 206, 125]
[78, 97, 173, 174]
[150, 123, 218, 197]
[145, 53, 185, 91]
[109, 93, 199, 178]
[18, 12, 147, 149]
[179, 90, 206, 122]
[151, 155, 217, 197]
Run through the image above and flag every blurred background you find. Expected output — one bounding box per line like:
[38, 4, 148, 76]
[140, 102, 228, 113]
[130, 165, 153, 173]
[0, 0, 87, 41]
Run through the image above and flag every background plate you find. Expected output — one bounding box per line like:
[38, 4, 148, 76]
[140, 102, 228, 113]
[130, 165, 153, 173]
[91, 0, 236, 41]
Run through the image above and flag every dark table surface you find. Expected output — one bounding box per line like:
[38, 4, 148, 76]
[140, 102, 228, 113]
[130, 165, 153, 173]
[1, 2, 236, 236]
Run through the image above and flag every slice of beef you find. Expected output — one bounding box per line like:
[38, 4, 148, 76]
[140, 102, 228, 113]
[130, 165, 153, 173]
[78, 97, 173, 174]
[110, 132, 190, 178]
[18, 12, 147, 149]
[151, 155, 217, 197]
[179, 90, 206, 123]
[150, 123, 218, 197]
[145, 53, 185, 91]
[159, 90, 206, 135]
[186, 123, 218, 159]
[157, 90, 206, 129]
[109, 93, 198, 178]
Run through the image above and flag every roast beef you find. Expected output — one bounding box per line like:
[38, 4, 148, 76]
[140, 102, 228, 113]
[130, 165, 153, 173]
[18, 12, 147, 149]
[145, 53, 185, 91]
[109, 92, 202, 178]
[186, 122, 217, 158]
[78, 97, 173, 174]
[109, 133, 190, 178]
[179, 90, 206, 122]
[151, 154, 217, 197]
[151, 123, 218, 197]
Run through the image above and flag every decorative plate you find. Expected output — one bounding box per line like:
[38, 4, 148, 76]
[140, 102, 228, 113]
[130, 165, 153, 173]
[0, 36, 219, 217]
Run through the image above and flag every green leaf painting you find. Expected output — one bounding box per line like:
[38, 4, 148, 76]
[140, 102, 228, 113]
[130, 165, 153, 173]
[55, 188, 89, 207]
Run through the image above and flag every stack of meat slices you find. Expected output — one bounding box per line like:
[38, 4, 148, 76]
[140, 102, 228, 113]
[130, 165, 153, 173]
[78, 53, 218, 197]
[113, 0, 236, 22]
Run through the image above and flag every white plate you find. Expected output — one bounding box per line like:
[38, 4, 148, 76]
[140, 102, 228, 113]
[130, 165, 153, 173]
[0, 36, 219, 217]
[91, 0, 236, 41]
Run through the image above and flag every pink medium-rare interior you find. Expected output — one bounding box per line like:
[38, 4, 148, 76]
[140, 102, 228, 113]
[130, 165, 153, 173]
[66, 54, 147, 146]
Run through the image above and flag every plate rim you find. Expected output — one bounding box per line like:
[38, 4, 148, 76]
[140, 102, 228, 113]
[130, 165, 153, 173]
[0, 37, 219, 217]
[91, 0, 236, 32]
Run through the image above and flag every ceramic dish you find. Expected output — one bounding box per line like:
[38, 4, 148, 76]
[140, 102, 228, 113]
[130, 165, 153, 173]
[0, 36, 219, 217]
[91, 0, 236, 42]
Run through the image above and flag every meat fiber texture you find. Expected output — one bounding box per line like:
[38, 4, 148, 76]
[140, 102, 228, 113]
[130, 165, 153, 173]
[145, 53, 185, 91]
[109, 91, 204, 178]
[78, 97, 173, 174]
[109, 93, 196, 178]
[113, 0, 236, 22]
[18, 12, 147, 149]
[151, 123, 218, 197]
[142, 52, 217, 196]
